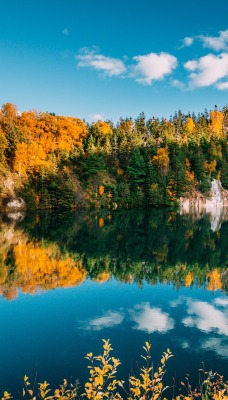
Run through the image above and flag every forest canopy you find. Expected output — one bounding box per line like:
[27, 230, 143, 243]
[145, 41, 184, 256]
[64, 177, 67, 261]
[0, 103, 227, 209]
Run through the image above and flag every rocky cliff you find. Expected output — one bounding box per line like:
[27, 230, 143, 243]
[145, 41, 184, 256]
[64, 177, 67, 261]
[180, 179, 228, 231]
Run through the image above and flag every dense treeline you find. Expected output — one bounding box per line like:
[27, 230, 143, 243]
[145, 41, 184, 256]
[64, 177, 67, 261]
[0, 210, 227, 299]
[0, 103, 227, 209]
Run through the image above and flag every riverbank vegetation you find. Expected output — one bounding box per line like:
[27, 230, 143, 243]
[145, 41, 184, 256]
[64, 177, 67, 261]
[2, 340, 227, 399]
[0, 103, 227, 209]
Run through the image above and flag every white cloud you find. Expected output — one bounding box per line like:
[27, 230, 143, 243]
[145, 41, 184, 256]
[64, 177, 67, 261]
[82, 310, 124, 331]
[62, 28, 69, 36]
[181, 30, 228, 51]
[130, 303, 174, 334]
[183, 37, 194, 47]
[170, 296, 186, 308]
[171, 79, 186, 90]
[76, 47, 127, 77]
[170, 297, 228, 358]
[199, 29, 228, 51]
[131, 52, 178, 85]
[184, 60, 198, 71]
[214, 298, 228, 307]
[184, 53, 228, 88]
[201, 337, 228, 358]
[182, 300, 228, 335]
[179, 336, 228, 358]
[181, 340, 190, 349]
[216, 81, 228, 90]
[91, 113, 104, 122]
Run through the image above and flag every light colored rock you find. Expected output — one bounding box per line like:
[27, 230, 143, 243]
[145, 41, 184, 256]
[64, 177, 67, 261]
[7, 212, 25, 221]
[179, 179, 228, 231]
[6, 197, 26, 211]
[209, 207, 228, 232]
[4, 178, 15, 193]
[3, 227, 15, 241]
[180, 180, 228, 212]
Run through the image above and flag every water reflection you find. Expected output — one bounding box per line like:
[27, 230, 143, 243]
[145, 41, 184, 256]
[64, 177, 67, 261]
[82, 310, 124, 331]
[0, 210, 227, 398]
[77, 296, 228, 352]
[130, 303, 174, 333]
[79, 304, 175, 334]
[181, 298, 228, 335]
[201, 337, 228, 358]
[0, 209, 227, 299]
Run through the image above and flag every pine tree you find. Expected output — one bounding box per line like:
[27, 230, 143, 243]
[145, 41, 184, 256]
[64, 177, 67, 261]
[127, 148, 146, 187]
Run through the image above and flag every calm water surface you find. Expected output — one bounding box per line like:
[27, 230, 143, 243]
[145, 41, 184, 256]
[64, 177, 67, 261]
[0, 209, 227, 396]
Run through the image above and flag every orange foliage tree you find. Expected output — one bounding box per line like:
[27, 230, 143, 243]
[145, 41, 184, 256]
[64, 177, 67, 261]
[95, 121, 113, 135]
[13, 141, 53, 175]
[207, 269, 222, 291]
[13, 240, 87, 294]
[13, 111, 87, 175]
[209, 111, 224, 137]
[204, 160, 217, 176]
[151, 147, 169, 174]
[185, 117, 195, 133]
[1, 103, 18, 121]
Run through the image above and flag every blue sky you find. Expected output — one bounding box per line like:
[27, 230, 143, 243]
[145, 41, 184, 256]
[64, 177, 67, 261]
[0, 0, 228, 122]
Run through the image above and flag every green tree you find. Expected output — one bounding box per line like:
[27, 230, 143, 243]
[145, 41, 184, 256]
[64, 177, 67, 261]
[127, 148, 146, 187]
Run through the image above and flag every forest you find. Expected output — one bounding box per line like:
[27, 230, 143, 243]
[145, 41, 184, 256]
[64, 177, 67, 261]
[0, 102, 227, 209]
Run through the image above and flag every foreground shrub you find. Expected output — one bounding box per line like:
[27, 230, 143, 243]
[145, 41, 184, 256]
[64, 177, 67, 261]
[1, 340, 227, 400]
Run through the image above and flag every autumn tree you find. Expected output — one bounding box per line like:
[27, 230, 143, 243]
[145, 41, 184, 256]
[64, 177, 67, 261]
[185, 117, 195, 134]
[13, 141, 52, 175]
[1, 103, 18, 121]
[151, 146, 169, 175]
[0, 103, 23, 165]
[0, 128, 7, 165]
[94, 120, 113, 136]
[209, 110, 224, 137]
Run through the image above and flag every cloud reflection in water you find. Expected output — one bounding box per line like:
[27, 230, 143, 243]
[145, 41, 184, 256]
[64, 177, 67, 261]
[182, 300, 228, 336]
[130, 303, 174, 334]
[80, 302, 174, 334]
[82, 310, 124, 331]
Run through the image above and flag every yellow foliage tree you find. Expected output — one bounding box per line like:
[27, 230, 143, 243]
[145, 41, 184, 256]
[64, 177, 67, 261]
[207, 269, 222, 291]
[95, 271, 110, 283]
[98, 217, 104, 227]
[185, 117, 195, 133]
[0, 127, 7, 164]
[17, 111, 38, 142]
[17, 112, 87, 155]
[209, 111, 224, 136]
[151, 147, 169, 174]
[98, 185, 105, 195]
[95, 121, 113, 135]
[56, 116, 87, 152]
[13, 240, 87, 294]
[184, 272, 193, 287]
[1, 103, 18, 121]
[117, 118, 134, 135]
[13, 141, 52, 175]
[204, 160, 217, 175]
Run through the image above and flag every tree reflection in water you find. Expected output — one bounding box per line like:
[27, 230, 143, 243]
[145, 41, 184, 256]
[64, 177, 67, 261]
[0, 209, 227, 300]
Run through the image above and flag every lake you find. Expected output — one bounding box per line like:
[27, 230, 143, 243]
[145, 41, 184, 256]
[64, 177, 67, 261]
[0, 209, 227, 398]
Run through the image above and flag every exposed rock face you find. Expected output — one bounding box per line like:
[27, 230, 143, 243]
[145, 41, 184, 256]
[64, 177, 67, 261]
[3, 177, 15, 195]
[6, 211, 25, 221]
[5, 197, 26, 211]
[180, 179, 228, 212]
[180, 179, 228, 231]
